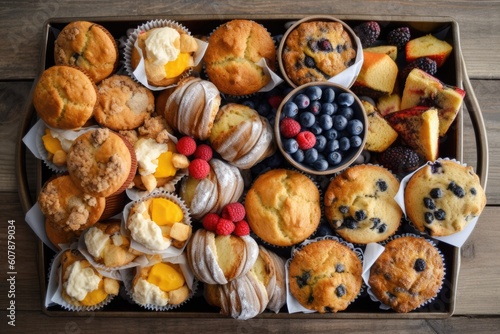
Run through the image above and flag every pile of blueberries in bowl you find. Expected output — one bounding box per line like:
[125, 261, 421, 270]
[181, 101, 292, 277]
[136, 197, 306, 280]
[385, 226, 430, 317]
[274, 82, 367, 175]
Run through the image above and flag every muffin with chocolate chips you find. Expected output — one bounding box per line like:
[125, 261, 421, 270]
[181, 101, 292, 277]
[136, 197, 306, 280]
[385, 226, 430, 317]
[368, 236, 445, 313]
[288, 239, 362, 313]
[404, 159, 486, 236]
[324, 164, 402, 244]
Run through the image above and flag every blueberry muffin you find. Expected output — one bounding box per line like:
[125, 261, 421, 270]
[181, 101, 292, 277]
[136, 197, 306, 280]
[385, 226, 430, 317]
[288, 239, 362, 313]
[404, 160, 486, 236]
[324, 164, 402, 244]
[281, 20, 356, 86]
[368, 236, 445, 313]
[244, 169, 321, 247]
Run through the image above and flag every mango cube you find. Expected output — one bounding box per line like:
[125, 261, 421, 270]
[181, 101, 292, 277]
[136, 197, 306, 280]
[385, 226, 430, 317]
[154, 151, 177, 178]
[147, 262, 185, 292]
[149, 198, 184, 226]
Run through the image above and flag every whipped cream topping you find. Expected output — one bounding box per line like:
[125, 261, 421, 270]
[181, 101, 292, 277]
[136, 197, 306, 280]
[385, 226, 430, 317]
[84, 227, 111, 259]
[64, 261, 101, 301]
[145, 27, 180, 65]
[132, 278, 169, 306]
[128, 202, 171, 250]
[134, 138, 168, 175]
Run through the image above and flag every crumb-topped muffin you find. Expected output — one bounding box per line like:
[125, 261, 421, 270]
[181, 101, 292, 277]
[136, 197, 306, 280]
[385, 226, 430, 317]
[244, 169, 321, 247]
[281, 20, 356, 86]
[324, 164, 402, 244]
[368, 236, 445, 313]
[288, 239, 362, 313]
[404, 160, 486, 236]
[67, 128, 136, 197]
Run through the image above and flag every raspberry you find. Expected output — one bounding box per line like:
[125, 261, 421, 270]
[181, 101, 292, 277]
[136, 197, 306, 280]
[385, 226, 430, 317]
[378, 146, 421, 174]
[352, 21, 381, 48]
[400, 57, 437, 82]
[280, 117, 301, 138]
[193, 144, 213, 161]
[221, 202, 246, 222]
[268, 95, 283, 109]
[188, 158, 210, 179]
[296, 131, 316, 150]
[387, 26, 411, 49]
[216, 218, 235, 236]
[233, 220, 250, 236]
[176, 136, 197, 156]
[202, 213, 220, 231]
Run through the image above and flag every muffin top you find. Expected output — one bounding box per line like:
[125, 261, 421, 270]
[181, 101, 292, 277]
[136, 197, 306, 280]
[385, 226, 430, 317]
[94, 75, 155, 131]
[33, 65, 97, 130]
[324, 164, 402, 244]
[288, 239, 362, 313]
[54, 21, 118, 83]
[368, 236, 445, 313]
[282, 20, 356, 86]
[204, 19, 276, 96]
[67, 128, 135, 197]
[404, 159, 486, 236]
[244, 169, 321, 247]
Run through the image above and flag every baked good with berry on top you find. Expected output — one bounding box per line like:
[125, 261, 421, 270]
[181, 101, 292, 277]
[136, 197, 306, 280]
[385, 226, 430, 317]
[281, 20, 356, 86]
[94, 75, 154, 131]
[204, 19, 276, 96]
[368, 236, 445, 313]
[54, 21, 118, 83]
[67, 128, 137, 197]
[404, 159, 486, 236]
[288, 239, 362, 313]
[33, 65, 98, 130]
[324, 164, 402, 244]
[244, 169, 321, 247]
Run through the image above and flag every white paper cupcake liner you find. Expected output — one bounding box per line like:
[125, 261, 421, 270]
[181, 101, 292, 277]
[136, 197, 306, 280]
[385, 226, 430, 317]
[123, 19, 208, 91]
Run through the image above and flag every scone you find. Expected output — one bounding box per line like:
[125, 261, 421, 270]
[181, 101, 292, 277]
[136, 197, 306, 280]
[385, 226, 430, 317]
[94, 75, 155, 131]
[131, 260, 191, 307]
[54, 21, 118, 83]
[324, 164, 402, 244]
[281, 20, 356, 86]
[244, 169, 321, 247]
[84, 220, 139, 268]
[38, 175, 105, 232]
[204, 19, 276, 96]
[369, 236, 445, 313]
[59, 249, 120, 308]
[67, 128, 137, 197]
[288, 239, 362, 313]
[126, 195, 192, 252]
[33, 65, 98, 130]
[404, 159, 486, 236]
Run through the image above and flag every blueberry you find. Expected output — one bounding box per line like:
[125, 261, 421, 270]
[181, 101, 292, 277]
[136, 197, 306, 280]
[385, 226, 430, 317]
[339, 137, 350, 151]
[434, 209, 446, 220]
[317, 38, 333, 52]
[313, 158, 329, 171]
[242, 100, 256, 109]
[414, 258, 426, 272]
[350, 136, 363, 148]
[299, 111, 316, 128]
[355, 210, 367, 221]
[305, 86, 322, 101]
[430, 188, 443, 199]
[294, 93, 310, 109]
[256, 102, 271, 117]
[309, 100, 322, 115]
[347, 119, 364, 135]
[314, 135, 327, 152]
[319, 114, 333, 130]
[295, 271, 311, 288]
[324, 128, 338, 141]
[304, 55, 315, 68]
[423, 197, 436, 210]
[344, 217, 358, 229]
[315, 223, 334, 237]
[338, 107, 354, 120]
[327, 151, 342, 166]
[425, 212, 434, 224]
[470, 188, 477, 195]
[335, 284, 346, 298]
[283, 101, 299, 118]
[321, 102, 336, 116]
[292, 149, 305, 163]
[339, 206, 349, 214]
[370, 218, 381, 229]
[325, 139, 340, 152]
[378, 223, 387, 233]
[333, 115, 348, 131]
[337, 92, 355, 106]
[448, 181, 465, 198]
[283, 138, 299, 154]
[430, 161, 443, 174]
[377, 180, 388, 192]
[304, 148, 319, 165]
[335, 263, 345, 273]
[321, 87, 335, 103]
[309, 123, 323, 135]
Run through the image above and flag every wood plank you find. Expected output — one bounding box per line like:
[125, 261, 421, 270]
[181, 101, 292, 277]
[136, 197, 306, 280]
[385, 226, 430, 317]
[0, 1, 499, 80]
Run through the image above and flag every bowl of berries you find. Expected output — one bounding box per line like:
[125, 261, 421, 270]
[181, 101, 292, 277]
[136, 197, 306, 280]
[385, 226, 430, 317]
[275, 82, 367, 175]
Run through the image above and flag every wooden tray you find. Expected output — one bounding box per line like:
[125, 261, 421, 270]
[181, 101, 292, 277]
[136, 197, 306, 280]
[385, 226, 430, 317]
[16, 14, 489, 319]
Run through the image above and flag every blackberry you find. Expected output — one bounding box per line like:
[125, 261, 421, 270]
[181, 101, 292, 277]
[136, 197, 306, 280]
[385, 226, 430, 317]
[400, 57, 437, 82]
[378, 146, 420, 175]
[387, 26, 411, 49]
[352, 21, 381, 48]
